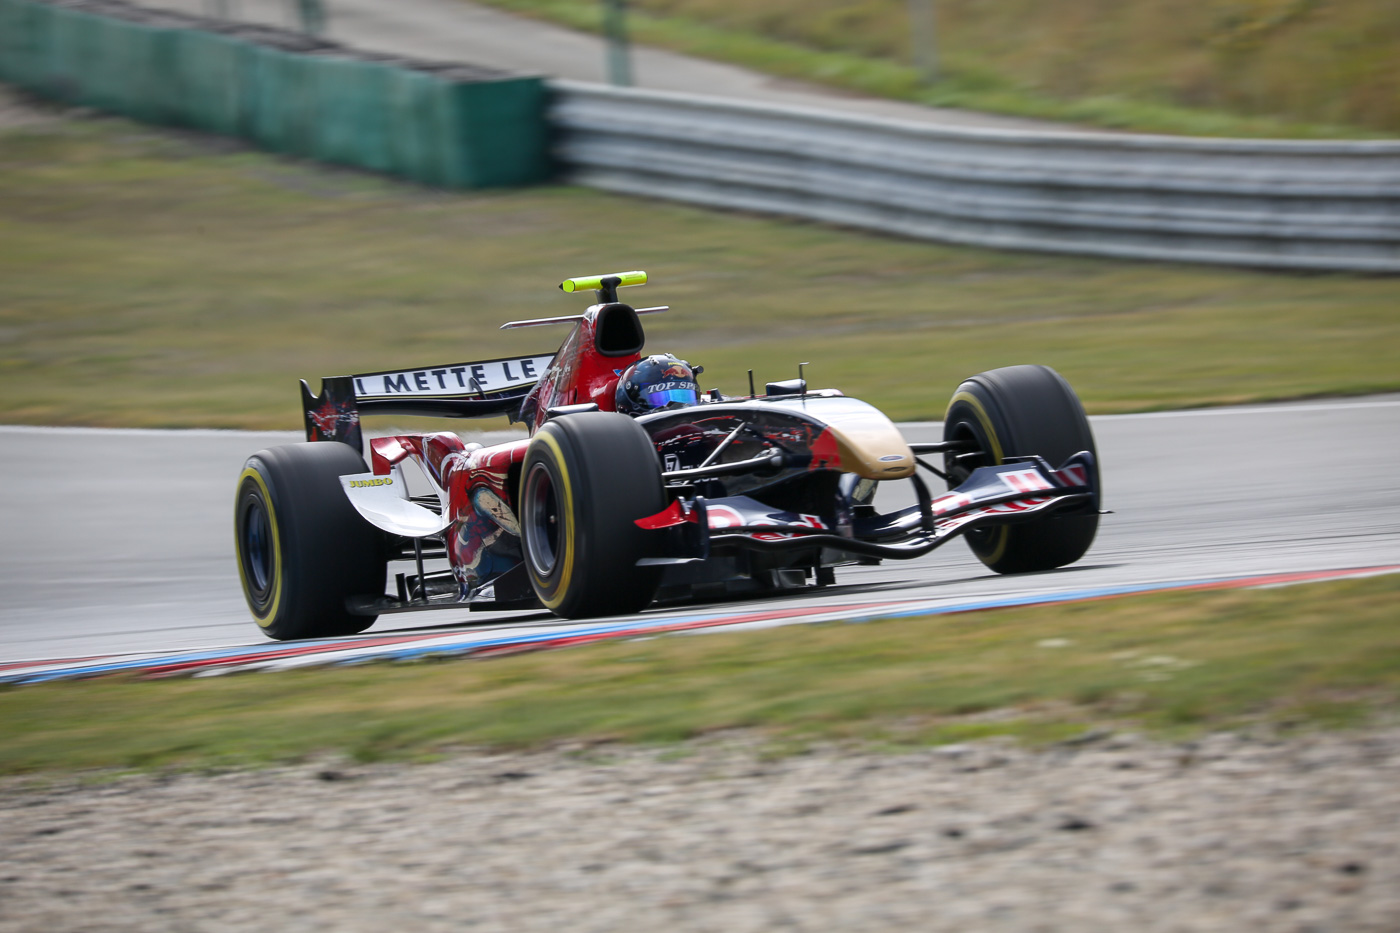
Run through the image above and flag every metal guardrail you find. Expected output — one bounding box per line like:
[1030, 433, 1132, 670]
[551, 81, 1400, 273]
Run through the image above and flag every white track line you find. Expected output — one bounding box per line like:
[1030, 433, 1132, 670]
[898, 396, 1400, 428]
[0, 425, 524, 441]
[0, 425, 303, 437]
[1088, 399, 1400, 420]
[5, 396, 1398, 436]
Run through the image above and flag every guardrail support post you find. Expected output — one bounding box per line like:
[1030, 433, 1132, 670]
[909, 0, 938, 83]
[602, 0, 633, 87]
[294, 0, 326, 36]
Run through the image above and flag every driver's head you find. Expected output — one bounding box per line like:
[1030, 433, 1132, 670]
[615, 354, 699, 415]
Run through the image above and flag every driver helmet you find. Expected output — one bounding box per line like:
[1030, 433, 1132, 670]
[615, 354, 700, 415]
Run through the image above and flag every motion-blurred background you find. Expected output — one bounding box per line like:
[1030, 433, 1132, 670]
[1, 3, 1398, 930]
[1, 0, 1396, 432]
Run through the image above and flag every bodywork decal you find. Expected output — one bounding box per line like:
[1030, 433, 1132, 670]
[353, 355, 555, 400]
[301, 376, 363, 450]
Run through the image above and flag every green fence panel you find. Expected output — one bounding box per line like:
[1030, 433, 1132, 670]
[127, 22, 184, 126]
[243, 42, 280, 151]
[2, 0, 38, 89]
[24, 0, 55, 95]
[174, 30, 249, 136]
[0, 0, 23, 86]
[4, 0, 54, 96]
[39, 5, 78, 104]
[49, 6, 101, 108]
[385, 67, 443, 186]
[81, 13, 131, 115]
[69, 10, 140, 116]
[422, 73, 461, 187]
[51, 11, 181, 126]
[0, 0, 16, 84]
[51, 6, 120, 113]
[247, 44, 322, 157]
[0, 0, 551, 189]
[311, 56, 393, 173]
[453, 77, 551, 187]
[3, 0, 41, 91]
[0, 0, 12, 84]
[281, 51, 325, 158]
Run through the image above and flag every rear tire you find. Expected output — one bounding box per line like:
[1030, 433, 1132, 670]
[235, 443, 385, 640]
[520, 412, 666, 618]
[943, 365, 1099, 574]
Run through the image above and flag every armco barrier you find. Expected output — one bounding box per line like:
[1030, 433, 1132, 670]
[0, 0, 549, 189]
[550, 82, 1400, 272]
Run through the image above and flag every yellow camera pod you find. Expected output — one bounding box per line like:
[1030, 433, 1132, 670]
[558, 271, 647, 293]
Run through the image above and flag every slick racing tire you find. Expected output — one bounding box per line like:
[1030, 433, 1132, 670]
[943, 365, 1099, 574]
[520, 412, 666, 618]
[235, 442, 386, 640]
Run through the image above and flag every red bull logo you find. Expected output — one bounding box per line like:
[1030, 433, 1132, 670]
[309, 398, 358, 436]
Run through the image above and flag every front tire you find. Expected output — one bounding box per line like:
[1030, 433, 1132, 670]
[235, 443, 386, 640]
[520, 412, 666, 618]
[943, 365, 1100, 574]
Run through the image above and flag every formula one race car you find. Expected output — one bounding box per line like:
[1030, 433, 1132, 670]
[235, 272, 1101, 640]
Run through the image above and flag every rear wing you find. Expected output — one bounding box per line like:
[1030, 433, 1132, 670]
[301, 353, 555, 449]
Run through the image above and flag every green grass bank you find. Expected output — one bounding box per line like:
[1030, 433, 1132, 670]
[470, 0, 1398, 138]
[2, 574, 1396, 775]
[2, 115, 1397, 430]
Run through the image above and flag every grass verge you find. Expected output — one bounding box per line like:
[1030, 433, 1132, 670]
[2, 116, 1397, 429]
[1, 574, 1396, 775]
[466, 0, 1396, 138]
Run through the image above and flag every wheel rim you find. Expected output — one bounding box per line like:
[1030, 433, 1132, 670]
[943, 419, 992, 486]
[944, 411, 999, 550]
[523, 462, 561, 576]
[240, 494, 274, 600]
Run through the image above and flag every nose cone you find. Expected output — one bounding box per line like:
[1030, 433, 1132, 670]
[815, 398, 915, 479]
[827, 422, 915, 479]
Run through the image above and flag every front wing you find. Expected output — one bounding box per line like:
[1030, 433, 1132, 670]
[634, 452, 1098, 564]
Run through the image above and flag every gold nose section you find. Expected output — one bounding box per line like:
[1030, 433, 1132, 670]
[826, 422, 915, 480]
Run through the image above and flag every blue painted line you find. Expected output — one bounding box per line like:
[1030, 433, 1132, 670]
[274, 615, 736, 670]
[6, 637, 365, 684]
[3, 628, 496, 683]
[6, 566, 1395, 684]
[867, 578, 1225, 619]
[322, 569, 1387, 670]
[0, 579, 1315, 683]
[238, 579, 1230, 671]
[3, 613, 721, 684]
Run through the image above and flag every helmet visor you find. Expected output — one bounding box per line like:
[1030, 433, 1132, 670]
[645, 387, 697, 409]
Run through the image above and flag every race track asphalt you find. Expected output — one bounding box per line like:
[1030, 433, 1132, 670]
[3, 396, 1397, 662]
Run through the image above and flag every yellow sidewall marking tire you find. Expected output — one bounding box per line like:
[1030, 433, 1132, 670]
[528, 431, 576, 612]
[943, 366, 1099, 574]
[233, 443, 385, 641]
[946, 390, 1009, 566]
[235, 465, 283, 628]
[947, 390, 1003, 463]
[519, 413, 666, 619]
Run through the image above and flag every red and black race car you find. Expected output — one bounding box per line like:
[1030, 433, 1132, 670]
[235, 272, 1102, 640]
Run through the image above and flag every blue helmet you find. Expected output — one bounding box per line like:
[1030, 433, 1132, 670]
[615, 354, 699, 415]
